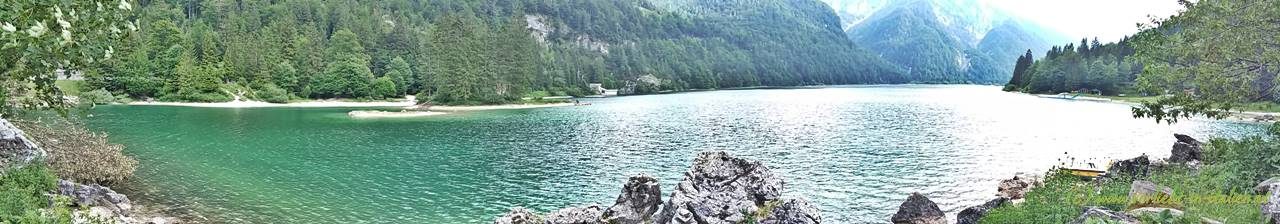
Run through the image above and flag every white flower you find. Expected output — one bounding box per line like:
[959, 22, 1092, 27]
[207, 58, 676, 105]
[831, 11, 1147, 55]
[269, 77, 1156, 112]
[57, 18, 71, 29]
[54, 6, 63, 19]
[97, 2, 104, 12]
[105, 46, 114, 59]
[61, 29, 72, 43]
[1, 22, 14, 33]
[27, 21, 47, 37]
[126, 21, 137, 31]
[118, 0, 132, 11]
[110, 24, 121, 34]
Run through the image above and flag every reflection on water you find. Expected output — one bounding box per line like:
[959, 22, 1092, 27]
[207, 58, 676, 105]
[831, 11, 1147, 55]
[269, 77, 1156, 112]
[88, 85, 1265, 223]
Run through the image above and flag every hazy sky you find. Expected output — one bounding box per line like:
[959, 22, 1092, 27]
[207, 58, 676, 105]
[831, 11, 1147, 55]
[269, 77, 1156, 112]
[983, 0, 1184, 41]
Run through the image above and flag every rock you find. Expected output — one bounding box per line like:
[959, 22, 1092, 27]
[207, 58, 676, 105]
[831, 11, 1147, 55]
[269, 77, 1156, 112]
[1199, 217, 1223, 224]
[1129, 180, 1175, 208]
[1067, 207, 1139, 224]
[145, 217, 180, 224]
[0, 118, 43, 171]
[760, 199, 821, 224]
[890, 193, 945, 224]
[1174, 134, 1201, 145]
[57, 179, 132, 216]
[956, 198, 1007, 224]
[997, 173, 1037, 200]
[493, 207, 541, 224]
[602, 174, 662, 224]
[1107, 156, 1151, 178]
[1263, 181, 1280, 224]
[1169, 142, 1203, 163]
[655, 151, 783, 224]
[1125, 207, 1184, 218]
[1256, 177, 1280, 193]
[544, 205, 605, 224]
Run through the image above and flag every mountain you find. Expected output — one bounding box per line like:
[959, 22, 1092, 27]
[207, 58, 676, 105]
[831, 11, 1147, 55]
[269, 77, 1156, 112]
[82, 0, 908, 104]
[828, 0, 1067, 84]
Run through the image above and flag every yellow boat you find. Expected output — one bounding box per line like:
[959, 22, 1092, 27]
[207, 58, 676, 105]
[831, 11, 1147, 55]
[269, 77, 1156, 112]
[1064, 167, 1107, 178]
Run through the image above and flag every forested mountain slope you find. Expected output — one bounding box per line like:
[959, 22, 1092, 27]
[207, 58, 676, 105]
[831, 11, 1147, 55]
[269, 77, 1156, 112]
[82, 0, 903, 105]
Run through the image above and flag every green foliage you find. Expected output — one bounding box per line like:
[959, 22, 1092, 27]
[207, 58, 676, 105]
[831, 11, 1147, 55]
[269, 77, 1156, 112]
[1004, 37, 1139, 95]
[78, 89, 116, 106]
[0, 0, 134, 114]
[313, 57, 374, 99]
[370, 77, 398, 99]
[172, 59, 230, 103]
[1131, 0, 1280, 123]
[383, 57, 413, 95]
[0, 164, 56, 222]
[254, 84, 291, 104]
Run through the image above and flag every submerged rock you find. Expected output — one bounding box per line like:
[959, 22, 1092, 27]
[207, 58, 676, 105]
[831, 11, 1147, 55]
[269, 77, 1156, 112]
[890, 193, 945, 224]
[655, 151, 784, 224]
[493, 207, 541, 224]
[1107, 155, 1151, 178]
[760, 199, 821, 224]
[545, 205, 605, 224]
[1067, 207, 1138, 224]
[602, 174, 662, 224]
[956, 197, 1007, 224]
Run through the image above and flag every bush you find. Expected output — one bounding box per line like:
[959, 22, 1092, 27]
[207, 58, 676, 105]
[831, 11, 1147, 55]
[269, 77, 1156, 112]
[0, 164, 56, 221]
[255, 84, 291, 103]
[16, 118, 137, 184]
[78, 89, 116, 106]
[370, 77, 397, 99]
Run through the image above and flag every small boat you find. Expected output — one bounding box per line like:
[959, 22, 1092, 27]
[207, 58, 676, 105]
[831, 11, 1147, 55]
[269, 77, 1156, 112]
[1063, 167, 1107, 178]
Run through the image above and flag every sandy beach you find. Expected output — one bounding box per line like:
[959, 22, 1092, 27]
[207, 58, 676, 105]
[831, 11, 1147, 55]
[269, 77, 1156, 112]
[128, 96, 418, 108]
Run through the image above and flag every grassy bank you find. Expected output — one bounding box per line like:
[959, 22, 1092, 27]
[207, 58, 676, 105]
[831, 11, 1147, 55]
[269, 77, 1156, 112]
[982, 131, 1280, 223]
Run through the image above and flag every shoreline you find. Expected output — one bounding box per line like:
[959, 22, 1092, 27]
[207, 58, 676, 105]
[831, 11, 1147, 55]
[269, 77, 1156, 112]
[1029, 93, 1280, 123]
[126, 98, 416, 108]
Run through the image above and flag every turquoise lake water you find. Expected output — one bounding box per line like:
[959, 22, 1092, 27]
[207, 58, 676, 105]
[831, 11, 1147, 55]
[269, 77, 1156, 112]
[87, 85, 1266, 223]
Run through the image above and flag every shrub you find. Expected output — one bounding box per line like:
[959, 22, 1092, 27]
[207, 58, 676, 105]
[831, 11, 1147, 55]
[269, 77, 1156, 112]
[16, 118, 137, 184]
[78, 89, 116, 106]
[0, 164, 56, 222]
[255, 84, 291, 103]
[370, 77, 397, 99]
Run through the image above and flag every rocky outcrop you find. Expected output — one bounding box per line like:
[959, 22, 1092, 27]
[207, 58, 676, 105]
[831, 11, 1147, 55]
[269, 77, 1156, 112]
[545, 205, 604, 224]
[890, 193, 945, 224]
[58, 179, 133, 216]
[1125, 207, 1184, 218]
[602, 175, 661, 224]
[0, 118, 43, 170]
[1067, 207, 1139, 224]
[494, 151, 818, 224]
[1259, 178, 1280, 224]
[760, 199, 821, 224]
[1129, 180, 1175, 208]
[494, 207, 542, 224]
[1107, 155, 1151, 178]
[655, 151, 785, 224]
[1169, 134, 1204, 163]
[956, 197, 1007, 224]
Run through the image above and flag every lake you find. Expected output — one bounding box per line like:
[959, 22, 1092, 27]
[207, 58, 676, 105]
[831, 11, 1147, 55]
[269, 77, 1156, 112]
[87, 85, 1266, 223]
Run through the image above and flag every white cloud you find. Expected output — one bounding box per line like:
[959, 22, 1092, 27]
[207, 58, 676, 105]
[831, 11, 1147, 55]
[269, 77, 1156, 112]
[982, 0, 1184, 42]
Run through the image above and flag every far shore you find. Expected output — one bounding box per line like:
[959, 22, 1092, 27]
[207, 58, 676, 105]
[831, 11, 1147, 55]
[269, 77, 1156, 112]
[1031, 93, 1280, 123]
[127, 96, 418, 108]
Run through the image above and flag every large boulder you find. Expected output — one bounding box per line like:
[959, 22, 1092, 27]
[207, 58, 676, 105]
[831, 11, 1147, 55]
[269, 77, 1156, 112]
[1067, 207, 1139, 224]
[1169, 134, 1204, 163]
[1260, 179, 1280, 224]
[655, 151, 784, 224]
[1129, 180, 1175, 208]
[602, 174, 662, 224]
[1107, 155, 1151, 178]
[0, 118, 43, 171]
[890, 193, 945, 224]
[760, 199, 821, 224]
[545, 205, 605, 224]
[493, 207, 541, 224]
[956, 198, 1007, 224]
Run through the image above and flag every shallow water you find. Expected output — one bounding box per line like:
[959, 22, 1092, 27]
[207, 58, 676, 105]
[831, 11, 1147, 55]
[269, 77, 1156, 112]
[88, 85, 1266, 223]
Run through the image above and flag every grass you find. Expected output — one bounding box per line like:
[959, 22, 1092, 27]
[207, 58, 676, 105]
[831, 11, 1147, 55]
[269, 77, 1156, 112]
[982, 134, 1279, 224]
[54, 80, 85, 96]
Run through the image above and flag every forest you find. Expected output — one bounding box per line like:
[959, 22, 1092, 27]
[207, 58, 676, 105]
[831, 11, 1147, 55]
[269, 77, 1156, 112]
[1002, 37, 1142, 95]
[68, 0, 903, 105]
